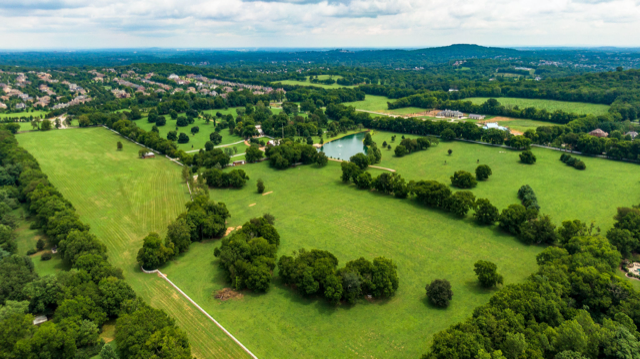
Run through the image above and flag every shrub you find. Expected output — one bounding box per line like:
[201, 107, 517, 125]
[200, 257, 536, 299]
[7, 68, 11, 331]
[519, 150, 536, 164]
[41, 252, 52, 261]
[394, 145, 407, 157]
[156, 116, 166, 126]
[190, 126, 199, 135]
[316, 152, 328, 167]
[257, 179, 265, 193]
[426, 279, 453, 307]
[350, 153, 369, 170]
[450, 171, 477, 189]
[474, 198, 499, 225]
[167, 131, 177, 141]
[36, 238, 45, 250]
[474, 260, 503, 288]
[560, 154, 586, 170]
[517, 185, 540, 211]
[26, 248, 37, 255]
[475, 165, 492, 180]
[178, 133, 189, 144]
[445, 191, 476, 217]
[176, 117, 188, 127]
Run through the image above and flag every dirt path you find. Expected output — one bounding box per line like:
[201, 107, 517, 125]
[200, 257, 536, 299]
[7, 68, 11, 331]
[369, 165, 396, 172]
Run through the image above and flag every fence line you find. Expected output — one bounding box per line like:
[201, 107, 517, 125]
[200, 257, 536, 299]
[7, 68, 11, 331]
[140, 267, 258, 359]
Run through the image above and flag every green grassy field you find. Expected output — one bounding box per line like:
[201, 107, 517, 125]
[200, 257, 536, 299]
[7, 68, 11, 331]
[277, 75, 353, 89]
[371, 131, 640, 229]
[157, 161, 543, 358]
[465, 97, 611, 116]
[135, 107, 282, 152]
[343, 95, 428, 116]
[0, 110, 49, 120]
[17, 128, 252, 359]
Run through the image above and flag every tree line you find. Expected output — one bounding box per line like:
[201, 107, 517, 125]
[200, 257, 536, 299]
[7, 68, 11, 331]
[0, 129, 193, 359]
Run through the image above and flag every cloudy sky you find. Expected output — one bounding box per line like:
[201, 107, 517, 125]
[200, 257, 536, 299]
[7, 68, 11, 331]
[0, 0, 639, 49]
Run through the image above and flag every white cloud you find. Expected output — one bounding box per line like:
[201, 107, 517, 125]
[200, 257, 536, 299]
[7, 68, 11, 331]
[0, 0, 639, 48]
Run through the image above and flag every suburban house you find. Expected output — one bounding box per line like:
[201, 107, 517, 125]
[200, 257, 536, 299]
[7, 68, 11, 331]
[588, 129, 609, 138]
[469, 114, 485, 120]
[625, 131, 639, 140]
[437, 109, 464, 119]
[255, 125, 264, 136]
[168, 74, 180, 80]
[483, 122, 509, 131]
[15, 103, 25, 110]
[0, 102, 6, 109]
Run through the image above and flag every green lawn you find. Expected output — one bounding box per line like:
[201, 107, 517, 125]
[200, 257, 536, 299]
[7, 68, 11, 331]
[0, 110, 49, 120]
[371, 131, 640, 229]
[464, 97, 611, 116]
[343, 95, 427, 116]
[158, 160, 543, 358]
[277, 75, 353, 89]
[17, 128, 252, 359]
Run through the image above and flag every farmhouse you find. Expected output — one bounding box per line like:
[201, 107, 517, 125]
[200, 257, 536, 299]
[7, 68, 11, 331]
[625, 131, 638, 140]
[469, 114, 485, 120]
[437, 109, 463, 119]
[483, 122, 509, 131]
[588, 129, 609, 138]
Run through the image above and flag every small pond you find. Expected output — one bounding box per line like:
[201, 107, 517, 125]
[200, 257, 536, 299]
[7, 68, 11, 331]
[319, 132, 367, 161]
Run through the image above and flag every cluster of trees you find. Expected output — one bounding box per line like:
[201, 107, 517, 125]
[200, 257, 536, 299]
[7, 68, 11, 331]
[607, 205, 640, 257]
[517, 185, 540, 211]
[284, 87, 365, 106]
[450, 171, 477, 189]
[425, 233, 640, 359]
[394, 137, 431, 157]
[278, 249, 399, 304]
[498, 203, 557, 245]
[214, 216, 280, 292]
[202, 168, 249, 188]
[560, 153, 586, 170]
[137, 195, 229, 269]
[0, 129, 192, 359]
[265, 140, 318, 169]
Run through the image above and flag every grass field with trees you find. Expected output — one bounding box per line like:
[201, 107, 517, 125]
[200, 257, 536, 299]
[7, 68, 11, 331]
[159, 160, 543, 358]
[371, 130, 640, 229]
[17, 128, 252, 359]
[278, 75, 353, 89]
[465, 97, 611, 116]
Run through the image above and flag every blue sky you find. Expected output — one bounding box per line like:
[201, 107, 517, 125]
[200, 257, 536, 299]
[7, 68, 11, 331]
[0, 0, 639, 49]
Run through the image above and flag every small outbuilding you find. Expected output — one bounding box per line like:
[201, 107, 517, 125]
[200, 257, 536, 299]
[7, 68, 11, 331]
[232, 160, 246, 166]
[483, 122, 509, 131]
[142, 152, 155, 159]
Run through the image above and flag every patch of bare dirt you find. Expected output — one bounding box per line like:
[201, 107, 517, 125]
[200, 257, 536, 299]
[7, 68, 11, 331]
[249, 203, 256, 207]
[262, 191, 273, 196]
[510, 130, 524, 135]
[214, 288, 244, 301]
[479, 116, 515, 124]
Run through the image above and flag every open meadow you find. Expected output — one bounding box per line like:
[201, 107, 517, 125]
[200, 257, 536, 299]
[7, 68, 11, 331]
[15, 125, 640, 358]
[277, 75, 353, 89]
[160, 161, 543, 358]
[17, 128, 252, 359]
[465, 97, 611, 116]
[343, 94, 428, 116]
[371, 130, 640, 229]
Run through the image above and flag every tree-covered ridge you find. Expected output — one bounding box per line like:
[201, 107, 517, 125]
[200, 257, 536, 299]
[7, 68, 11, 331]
[425, 234, 640, 359]
[0, 129, 192, 359]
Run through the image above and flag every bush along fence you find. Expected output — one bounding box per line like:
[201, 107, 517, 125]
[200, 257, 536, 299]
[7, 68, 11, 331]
[560, 153, 587, 170]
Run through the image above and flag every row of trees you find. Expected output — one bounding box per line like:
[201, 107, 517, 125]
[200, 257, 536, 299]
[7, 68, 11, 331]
[137, 195, 229, 269]
[560, 153, 587, 170]
[202, 168, 249, 188]
[0, 129, 192, 359]
[278, 249, 399, 304]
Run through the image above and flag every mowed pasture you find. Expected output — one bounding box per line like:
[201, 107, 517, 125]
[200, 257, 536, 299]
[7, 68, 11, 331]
[371, 131, 640, 229]
[18, 128, 252, 359]
[343, 94, 428, 116]
[160, 161, 543, 358]
[465, 97, 611, 116]
[277, 75, 353, 89]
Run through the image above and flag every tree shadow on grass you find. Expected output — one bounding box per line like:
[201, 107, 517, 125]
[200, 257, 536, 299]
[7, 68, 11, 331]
[463, 279, 499, 296]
